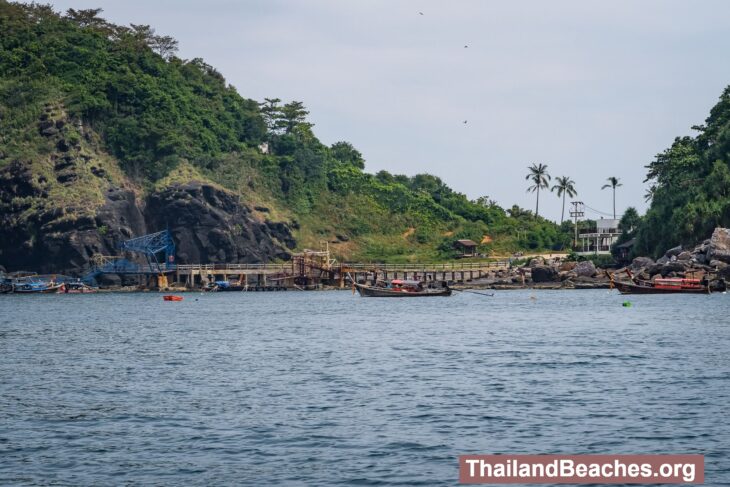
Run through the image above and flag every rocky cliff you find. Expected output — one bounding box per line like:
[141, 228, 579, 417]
[0, 106, 295, 274]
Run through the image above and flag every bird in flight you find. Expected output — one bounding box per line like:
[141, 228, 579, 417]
[418, 11, 424, 15]
[463, 120, 468, 124]
[464, 45, 469, 48]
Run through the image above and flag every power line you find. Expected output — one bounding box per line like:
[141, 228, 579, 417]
[582, 203, 620, 218]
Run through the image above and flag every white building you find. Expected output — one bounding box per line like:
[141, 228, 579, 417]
[576, 218, 621, 255]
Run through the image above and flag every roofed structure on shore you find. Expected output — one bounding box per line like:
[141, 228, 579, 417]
[453, 239, 478, 257]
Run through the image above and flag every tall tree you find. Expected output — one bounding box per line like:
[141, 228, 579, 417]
[150, 35, 178, 59]
[65, 8, 106, 28]
[525, 163, 551, 218]
[259, 98, 282, 132]
[551, 176, 577, 224]
[601, 176, 623, 219]
[278, 101, 311, 134]
[618, 206, 641, 236]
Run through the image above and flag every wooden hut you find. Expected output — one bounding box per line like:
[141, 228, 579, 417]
[454, 239, 478, 257]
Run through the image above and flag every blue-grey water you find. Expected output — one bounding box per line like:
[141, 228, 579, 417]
[1, 290, 729, 486]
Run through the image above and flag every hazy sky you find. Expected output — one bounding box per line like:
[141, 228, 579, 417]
[49, 0, 730, 222]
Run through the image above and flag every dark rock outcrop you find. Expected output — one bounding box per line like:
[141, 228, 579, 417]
[0, 154, 296, 273]
[531, 265, 558, 282]
[145, 182, 293, 265]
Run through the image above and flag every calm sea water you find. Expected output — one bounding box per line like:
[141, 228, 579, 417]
[1, 290, 729, 486]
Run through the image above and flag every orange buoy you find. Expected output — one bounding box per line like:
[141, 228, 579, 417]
[163, 295, 183, 301]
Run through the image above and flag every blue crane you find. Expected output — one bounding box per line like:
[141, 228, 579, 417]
[83, 230, 176, 283]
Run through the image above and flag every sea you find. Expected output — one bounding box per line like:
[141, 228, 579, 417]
[1, 290, 729, 486]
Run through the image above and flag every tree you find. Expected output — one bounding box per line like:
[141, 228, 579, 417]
[525, 163, 551, 218]
[259, 98, 282, 132]
[551, 176, 577, 224]
[473, 195, 499, 208]
[277, 101, 311, 134]
[644, 185, 656, 203]
[65, 8, 107, 29]
[330, 141, 364, 169]
[601, 176, 623, 219]
[150, 35, 178, 59]
[618, 207, 641, 236]
[129, 23, 155, 44]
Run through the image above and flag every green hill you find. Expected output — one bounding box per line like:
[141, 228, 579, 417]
[0, 2, 568, 272]
[634, 87, 730, 257]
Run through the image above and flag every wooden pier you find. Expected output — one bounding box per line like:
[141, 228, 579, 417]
[167, 253, 510, 290]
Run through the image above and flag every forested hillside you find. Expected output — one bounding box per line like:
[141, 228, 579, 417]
[635, 87, 730, 257]
[0, 2, 568, 272]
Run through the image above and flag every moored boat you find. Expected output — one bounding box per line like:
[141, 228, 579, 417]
[354, 279, 451, 297]
[609, 269, 710, 295]
[62, 281, 98, 293]
[12, 281, 65, 293]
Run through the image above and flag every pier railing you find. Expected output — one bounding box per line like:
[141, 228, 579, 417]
[172, 261, 509, 272]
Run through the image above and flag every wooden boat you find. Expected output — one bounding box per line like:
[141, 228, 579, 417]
[63, 281, 98, 293]
[163, 295, 183, 301]
[609, 269, 710, 295]
[12, 281, 65, 293]
[354, 279, 452, 297]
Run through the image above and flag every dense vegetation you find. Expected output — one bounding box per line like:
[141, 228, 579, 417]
[634, 87, 730, 257]
[0, 2, 571, 262]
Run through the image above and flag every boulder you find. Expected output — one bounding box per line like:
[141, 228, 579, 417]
[558, 270, 578, 281]
[708, 228, 730, 263]
[647, 263, 664, 276]
[531, 265, 558, 282]
[528, 257, 545, 268]
[656, 256, 670, 265]
[664, 245, 683, 258]
[559, 261, 577, 272]
[661, 260, 690, 276]
[677, 251, 692, 261]
[631, 256, 654, 270]
[574, 260, 597, 277]
[710, 260, 728, 269]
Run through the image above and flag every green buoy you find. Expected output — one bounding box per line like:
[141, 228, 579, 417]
[622, 301, 632, 307]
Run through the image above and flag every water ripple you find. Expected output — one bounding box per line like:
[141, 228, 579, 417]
[1, 290, 729, 485]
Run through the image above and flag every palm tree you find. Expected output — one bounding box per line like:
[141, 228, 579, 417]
[525, 163, 551, 218]
[551, 176, 577, 224]
[644, 185, 656, 203]
[601, 176, 623, 219]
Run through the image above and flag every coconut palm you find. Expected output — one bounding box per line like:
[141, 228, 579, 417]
[525, 163, 551, 218]
[601, 176, 622, 219]
[644, 185, 656, 203]
[551, 176, 577, 224]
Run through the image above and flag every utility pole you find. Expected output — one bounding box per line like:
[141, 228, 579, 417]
[569, 201, 584, 250]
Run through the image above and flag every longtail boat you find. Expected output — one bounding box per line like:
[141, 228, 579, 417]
[12, 281, 65, 293]
[609, 269, 710, 295]
[354, 279, 452, 297]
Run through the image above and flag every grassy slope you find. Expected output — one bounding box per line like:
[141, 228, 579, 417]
[0, 2, 570, 263]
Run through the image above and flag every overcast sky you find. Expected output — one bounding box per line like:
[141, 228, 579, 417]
[49, 0, 730, 222]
